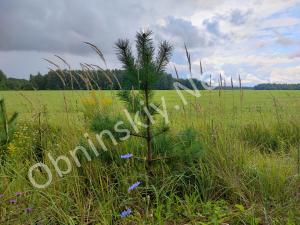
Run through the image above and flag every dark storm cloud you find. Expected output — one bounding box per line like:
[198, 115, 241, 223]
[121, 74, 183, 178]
[0, 0, 145, 54]
[0, 0, 219, 55]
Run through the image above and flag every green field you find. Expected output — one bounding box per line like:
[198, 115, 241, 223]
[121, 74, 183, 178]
[2, 89, 300, 122]
[0, 90, 300, 224]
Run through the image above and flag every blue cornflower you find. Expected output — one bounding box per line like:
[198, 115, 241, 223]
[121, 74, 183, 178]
[120, 208, 132, 218]
[16, 192, 23, 197]
[24, 208, 33, 213]
[9, 199, 17, 204]
[120, 153, 133, 159]
[128, 181, 141, 191]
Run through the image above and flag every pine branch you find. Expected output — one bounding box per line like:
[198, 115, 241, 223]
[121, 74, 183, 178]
[129, 132, 146, 138]
[136, 30, 155, 67]
[115, 39, 138, 84]
[156, 41, 173, 73]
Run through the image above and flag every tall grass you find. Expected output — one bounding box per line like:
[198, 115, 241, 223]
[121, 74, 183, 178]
[0, 89, 299, 224]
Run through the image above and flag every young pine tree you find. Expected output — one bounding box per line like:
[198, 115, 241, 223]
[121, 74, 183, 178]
[115, 30, 173, 170]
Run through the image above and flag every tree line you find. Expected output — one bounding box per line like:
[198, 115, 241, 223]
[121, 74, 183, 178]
[2, 69, 300, 90]
[254, 83, 300, 90]
[0, 69, 205, 90]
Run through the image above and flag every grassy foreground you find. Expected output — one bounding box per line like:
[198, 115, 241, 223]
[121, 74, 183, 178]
[0, 90, 299, 224]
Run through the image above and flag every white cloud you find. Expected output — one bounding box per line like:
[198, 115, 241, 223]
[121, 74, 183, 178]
[270, 66, 300, 83]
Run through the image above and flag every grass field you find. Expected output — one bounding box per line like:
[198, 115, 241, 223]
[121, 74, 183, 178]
[1, 90, 300, 122]
[0, 89, 300, 224]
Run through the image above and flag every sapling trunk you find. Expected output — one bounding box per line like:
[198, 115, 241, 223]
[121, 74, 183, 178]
[145, 87, 152, 168]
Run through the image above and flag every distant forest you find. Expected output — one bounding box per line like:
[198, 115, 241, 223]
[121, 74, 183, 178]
[254, 83, 300, 90]
[1, 69, 300, 90]
[0, 69, 204, 90]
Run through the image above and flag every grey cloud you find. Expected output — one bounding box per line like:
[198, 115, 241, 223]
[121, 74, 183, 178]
[202, 17, 229, 40]
[229, 9, 252, 26]
[0, 0, 218, 55]
[202, 9, 252, 39]
[0, 0, 220, 77]
[203, 18, 222, 36]
[0, 0, 142, 54]
[155, 17, 212, 49]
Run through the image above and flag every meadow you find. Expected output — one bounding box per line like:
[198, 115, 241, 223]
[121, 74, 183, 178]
[0, 89, 299, 224]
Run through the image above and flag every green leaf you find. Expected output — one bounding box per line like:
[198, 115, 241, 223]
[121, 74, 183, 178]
[235, 204, 245, 212]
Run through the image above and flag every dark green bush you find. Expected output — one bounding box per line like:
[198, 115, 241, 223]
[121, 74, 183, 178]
[90, 113, 129, 140]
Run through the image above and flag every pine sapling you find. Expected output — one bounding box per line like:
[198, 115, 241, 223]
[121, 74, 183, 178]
[115, 30, 173, 170]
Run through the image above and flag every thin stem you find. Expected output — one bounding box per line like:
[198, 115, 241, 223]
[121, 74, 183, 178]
[145, 84, 152, 170]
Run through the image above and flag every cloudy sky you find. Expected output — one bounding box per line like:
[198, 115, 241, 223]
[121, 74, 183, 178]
[0, 0, 299, 86]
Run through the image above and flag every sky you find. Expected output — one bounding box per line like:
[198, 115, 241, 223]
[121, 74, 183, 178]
[0, 0, 299, 86]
